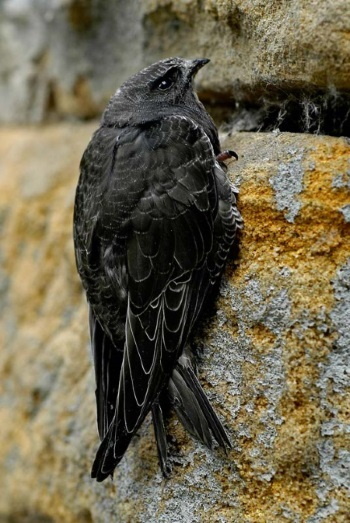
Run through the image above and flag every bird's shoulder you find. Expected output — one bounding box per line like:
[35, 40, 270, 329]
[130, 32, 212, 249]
[79, 114, 214, 189]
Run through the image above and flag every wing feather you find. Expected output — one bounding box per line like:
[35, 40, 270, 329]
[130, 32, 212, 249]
[89, 309, 123, 441]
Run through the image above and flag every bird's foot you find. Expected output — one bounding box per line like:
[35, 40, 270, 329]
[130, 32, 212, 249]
[216, 150, 238, 162]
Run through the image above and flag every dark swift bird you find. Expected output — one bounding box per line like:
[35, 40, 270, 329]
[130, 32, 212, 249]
[73, 57, 242, 482]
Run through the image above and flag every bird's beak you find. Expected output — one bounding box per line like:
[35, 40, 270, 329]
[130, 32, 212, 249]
[189, 58, 210, 77]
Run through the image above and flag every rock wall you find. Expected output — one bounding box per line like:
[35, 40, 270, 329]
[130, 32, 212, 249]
[0, 125, 349, 522]
[0, 0, 349, 522]
[0, 1, 349, 125]
[0, 0, 144, 123]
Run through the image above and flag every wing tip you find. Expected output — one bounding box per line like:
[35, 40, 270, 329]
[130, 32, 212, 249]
[91, 466, 113, 483]
[91, 449, 116, 482]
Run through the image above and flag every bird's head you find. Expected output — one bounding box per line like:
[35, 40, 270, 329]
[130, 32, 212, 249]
[102, 57, 210, 127]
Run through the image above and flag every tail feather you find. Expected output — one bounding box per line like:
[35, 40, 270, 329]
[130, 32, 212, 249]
[168, 368, 213, 448]
[169, 358, 231, 450]
[152, 401, 171, 477]
[92, 357, 231, 482]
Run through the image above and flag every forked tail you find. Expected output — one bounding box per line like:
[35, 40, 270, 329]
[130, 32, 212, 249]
[168, 357, 231, 451]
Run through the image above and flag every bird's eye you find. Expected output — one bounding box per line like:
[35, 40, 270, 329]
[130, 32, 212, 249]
[149, 68, 178, 91]
[157, 78, 173, 90]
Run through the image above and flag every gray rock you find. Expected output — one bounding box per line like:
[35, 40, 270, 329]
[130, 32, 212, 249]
[0, 0, 144, 122]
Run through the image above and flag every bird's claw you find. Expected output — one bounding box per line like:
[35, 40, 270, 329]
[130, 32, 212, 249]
[216, 150, 238, 162]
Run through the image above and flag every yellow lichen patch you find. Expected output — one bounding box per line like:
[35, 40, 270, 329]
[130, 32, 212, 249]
[219, 132, 350, 521]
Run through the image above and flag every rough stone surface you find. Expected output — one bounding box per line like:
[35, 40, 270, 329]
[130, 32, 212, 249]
[0, 125, 349, 522]
[0, 0, 349, 123]
[0, 0, 144, 123]
[143, 0, 350, 99]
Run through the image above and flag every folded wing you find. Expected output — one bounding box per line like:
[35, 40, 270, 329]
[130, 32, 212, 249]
[91, 116, 222, 480]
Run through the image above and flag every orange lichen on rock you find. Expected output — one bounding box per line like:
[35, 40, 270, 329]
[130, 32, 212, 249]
[219, 132, 350, 522]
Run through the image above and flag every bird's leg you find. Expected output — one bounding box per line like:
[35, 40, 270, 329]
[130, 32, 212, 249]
[216, 150, 238, 162]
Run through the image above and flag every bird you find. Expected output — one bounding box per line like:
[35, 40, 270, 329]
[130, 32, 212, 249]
[73, 57, 242, 482]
